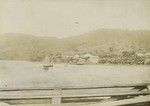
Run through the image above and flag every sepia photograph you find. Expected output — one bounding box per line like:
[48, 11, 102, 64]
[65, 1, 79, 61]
[0, 0, 150, 106]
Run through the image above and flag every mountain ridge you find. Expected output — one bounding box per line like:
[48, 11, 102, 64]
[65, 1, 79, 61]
[0, 29, 150, 61]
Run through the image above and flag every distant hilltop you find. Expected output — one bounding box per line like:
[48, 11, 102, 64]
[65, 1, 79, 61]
[0, 29, 150, 62]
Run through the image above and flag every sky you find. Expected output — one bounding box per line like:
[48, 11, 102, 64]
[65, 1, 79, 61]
[0, 0, 150, 38]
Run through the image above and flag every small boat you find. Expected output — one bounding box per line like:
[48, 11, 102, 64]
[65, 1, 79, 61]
[43, 64, 53, 70]
[43, 56, 53, 70]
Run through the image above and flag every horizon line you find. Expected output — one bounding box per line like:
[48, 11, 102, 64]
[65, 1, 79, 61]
[1, 28, 150, 39]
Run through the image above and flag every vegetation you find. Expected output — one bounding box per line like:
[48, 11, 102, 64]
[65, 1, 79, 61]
[0, 29, 150, 65]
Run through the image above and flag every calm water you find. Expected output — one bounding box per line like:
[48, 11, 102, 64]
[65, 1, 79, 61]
[0, 60, 150, 89]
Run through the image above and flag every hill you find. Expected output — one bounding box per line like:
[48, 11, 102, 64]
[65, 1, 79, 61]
[62, 29, 150, 55]
[0, 29, 150, 61]
[0, 33, 61, 61]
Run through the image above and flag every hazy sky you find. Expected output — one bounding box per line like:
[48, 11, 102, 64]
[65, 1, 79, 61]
[0, 0, 150, 38]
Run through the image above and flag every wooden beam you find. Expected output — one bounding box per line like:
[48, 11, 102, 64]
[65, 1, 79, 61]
[0, 82, 149, 91]
[88, 95, 150, 106]
[0, 89, 149, 99]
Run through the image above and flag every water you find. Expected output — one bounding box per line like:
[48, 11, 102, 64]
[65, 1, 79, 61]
[0, 60, 150, 89]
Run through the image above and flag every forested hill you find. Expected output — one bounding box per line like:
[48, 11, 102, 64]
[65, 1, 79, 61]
[0, 33, 61, 61]
[62, 29, 150, 55]
[0, 29, 150, 61]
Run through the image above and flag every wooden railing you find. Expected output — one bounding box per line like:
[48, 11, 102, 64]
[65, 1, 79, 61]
[0, 83, 150, 105]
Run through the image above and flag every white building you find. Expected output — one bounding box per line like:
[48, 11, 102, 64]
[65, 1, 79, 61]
[82, 53, 99, 64]
[73, 54, 80, 59]
[136, 53, 144, 57]
[89, 55, 99, 64]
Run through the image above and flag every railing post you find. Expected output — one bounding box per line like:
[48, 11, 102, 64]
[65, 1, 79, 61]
[147, 85, 150, 90]
[52, 88, 61, 104]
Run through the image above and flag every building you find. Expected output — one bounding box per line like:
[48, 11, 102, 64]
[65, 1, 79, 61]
[82, 53, 99, 64]
[136, 53, 144, 57]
